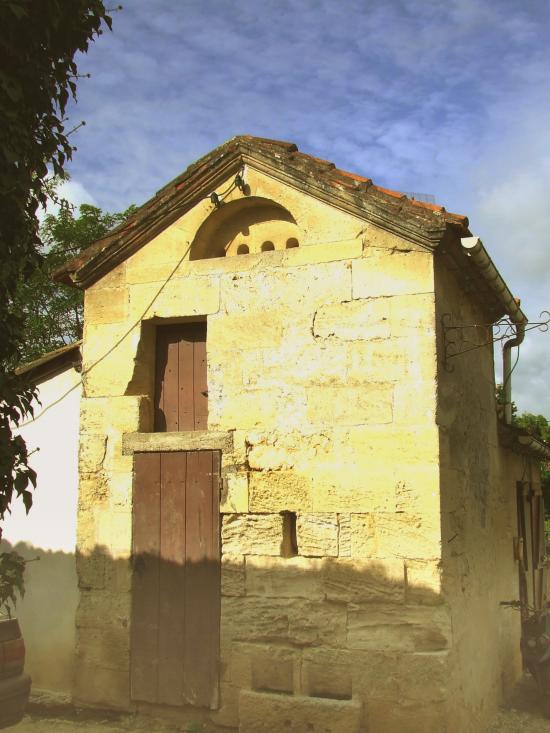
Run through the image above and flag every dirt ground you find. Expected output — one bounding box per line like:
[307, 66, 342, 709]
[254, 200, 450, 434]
[9, 676, 550, 732]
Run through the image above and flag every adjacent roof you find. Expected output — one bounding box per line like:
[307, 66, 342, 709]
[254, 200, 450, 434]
[499, 422, 550, 462]
[54, 135, 471, 289]
[16, 341, 82, 386]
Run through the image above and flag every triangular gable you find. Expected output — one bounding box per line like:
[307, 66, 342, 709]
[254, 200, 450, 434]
[54, 135, 470, 289]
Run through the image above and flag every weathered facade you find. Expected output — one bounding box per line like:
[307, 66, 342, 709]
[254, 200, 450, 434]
[2, 342, 82, 694]
[55, 137, 548, 732]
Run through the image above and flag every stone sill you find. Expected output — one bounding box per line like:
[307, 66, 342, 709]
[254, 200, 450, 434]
[122, 430, 233, 455]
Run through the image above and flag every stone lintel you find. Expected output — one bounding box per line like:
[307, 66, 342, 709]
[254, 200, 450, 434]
[122, 430, 233, 455]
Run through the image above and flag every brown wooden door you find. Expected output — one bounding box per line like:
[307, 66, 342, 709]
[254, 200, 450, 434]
[132, 321, 219, 707]
[154, 323, 208, 432]
[131, 450, 221, 707]
[517, 481, 547, 615]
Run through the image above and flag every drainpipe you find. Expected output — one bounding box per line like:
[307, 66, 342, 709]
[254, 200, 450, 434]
[461, 237, 527, 425]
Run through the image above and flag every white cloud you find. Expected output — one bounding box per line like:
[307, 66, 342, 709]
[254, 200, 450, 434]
[39, 177, 98, 220]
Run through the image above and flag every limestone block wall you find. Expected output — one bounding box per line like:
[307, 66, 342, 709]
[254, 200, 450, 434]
[75, 169, 452, 731]
[435, 252, 525, 733]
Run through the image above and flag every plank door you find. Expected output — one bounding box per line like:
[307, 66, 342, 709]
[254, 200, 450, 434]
[517, 481, 547, 615]
[154, 322, 208, 432]
[132, 321, 219, 708]
[131, 450, 221, 707]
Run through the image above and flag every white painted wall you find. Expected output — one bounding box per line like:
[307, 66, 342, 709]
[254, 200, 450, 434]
[1, 366, 81, 693]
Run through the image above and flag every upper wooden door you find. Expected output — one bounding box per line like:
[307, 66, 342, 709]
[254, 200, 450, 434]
[154, 323, 208, 432]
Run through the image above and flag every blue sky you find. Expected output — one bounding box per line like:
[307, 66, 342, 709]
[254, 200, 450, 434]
[61, 0, 550, 415]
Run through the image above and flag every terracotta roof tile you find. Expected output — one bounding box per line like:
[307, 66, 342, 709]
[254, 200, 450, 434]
[333, 168, 372, 185]
[374, 185, 406, 200]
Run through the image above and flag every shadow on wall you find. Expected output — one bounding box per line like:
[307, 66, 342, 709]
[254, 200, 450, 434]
[0, 540, 78, 693]
[71, 542, 455, 733]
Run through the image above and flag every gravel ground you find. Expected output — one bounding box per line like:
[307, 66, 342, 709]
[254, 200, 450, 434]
[486, 675, 550, 733]
[9, 677, 550, 733]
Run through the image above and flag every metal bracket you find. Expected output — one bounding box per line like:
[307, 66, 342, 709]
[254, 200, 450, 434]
[441, 310, 549, 372]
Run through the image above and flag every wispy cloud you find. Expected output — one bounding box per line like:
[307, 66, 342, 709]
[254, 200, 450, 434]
[63, 0, 550, 413]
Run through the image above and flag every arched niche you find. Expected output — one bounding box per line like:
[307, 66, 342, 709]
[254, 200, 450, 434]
[190, 196, 301, 259]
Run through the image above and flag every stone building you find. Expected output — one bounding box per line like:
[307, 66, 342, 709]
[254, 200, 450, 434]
[55, 136, 549, 733]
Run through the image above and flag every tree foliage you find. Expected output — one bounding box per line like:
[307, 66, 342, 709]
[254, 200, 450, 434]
[16, 202, 136, 363]
[496, 385, 550, 511]
[0, 0, 112, 526]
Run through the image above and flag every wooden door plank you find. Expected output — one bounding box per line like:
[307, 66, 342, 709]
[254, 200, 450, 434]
[178, 332, 195, 431]
[193, 325, 208, 431]
[154, 329, 168, 431]
[158, 452, 187, 706]
[183, 451, 220, 708]
[163, 330, 180, 431]
[131, 452, 161, 702]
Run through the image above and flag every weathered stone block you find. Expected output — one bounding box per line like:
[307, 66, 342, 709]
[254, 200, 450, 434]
[374, 513, 441, 561]
[389, 293, 435, 337]
[221, 597, 290, 643]
[313, 298, 391, 340]
[283, 238, 362, 267]
[219, 262, 351, 315]
[75, 590, 130, 630]
[307, 384, 393, 426]
[347, 604, 451, 652]
[296, 513, 338, 556]
[405, 559, 443, 605]
[245, 556, 324, 600]
[323, 557, 405, 604]
[79, 474, 108, 505]
[95, 509, 132, 560]
[108, 471, 133, 510]
[222, 554, 246, 597]
[77, 551, 106, 590]
[252, 341, 349, 389]
[221, 472, 249, 513]
[79, 434, 107, 474]
[397, 651, 449, 702]
[349, 513, 377, 557]
[222, 514, 285, 556]
[338, 514, 351, 556]
[352, 250, 433, 298]
[75, 625, 129, 671]
[348, 648, 400, 700]
[312, 479, 395, 513]
[127, 275, 220, 320]
[393, 379, 436, 424]
[85, 287, 128, 324]
[301, 648, 352, 700]
[349, 512, 440, 561]
[209, 312, 283, 349]
[211, 387, 307, 431]
[249, 471, 313, 512]
[251, 654, 294, 694]
[366, 699, 448, 733]
[239, 690, 363, 733]
[209, 682, 240, 729]
[346, 335, 435, 387]
[80, 395, 146, 435]
[287, 600, 347, 648]
[73, 660, 130, 710]
[246, 435, 296, 471]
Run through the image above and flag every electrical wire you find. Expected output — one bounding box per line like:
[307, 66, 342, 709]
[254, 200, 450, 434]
[17, 170, 247, 426]
[18, 240, 192, 426]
